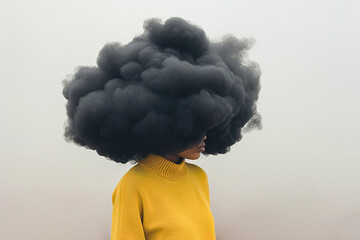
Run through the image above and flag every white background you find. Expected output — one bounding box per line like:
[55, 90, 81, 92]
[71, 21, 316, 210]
[1, 0, 359, 239]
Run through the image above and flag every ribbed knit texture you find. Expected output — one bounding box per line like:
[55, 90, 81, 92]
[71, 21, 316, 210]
[138, 153, 188, 180]
[111, 154, 216, 240]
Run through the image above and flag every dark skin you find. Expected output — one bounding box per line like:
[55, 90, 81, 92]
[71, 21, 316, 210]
[163, 136, 207, 164]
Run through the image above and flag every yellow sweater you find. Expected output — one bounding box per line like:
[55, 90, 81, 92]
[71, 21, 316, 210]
[111, 154, 216, 240]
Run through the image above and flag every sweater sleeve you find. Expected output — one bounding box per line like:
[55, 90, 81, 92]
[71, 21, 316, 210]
[192, 164, 211, 205]
[202, 169, 210, 205]
[204, 172, 210, 205]
[111, 175, 145, 240]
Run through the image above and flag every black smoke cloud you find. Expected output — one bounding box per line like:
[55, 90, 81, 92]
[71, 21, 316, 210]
[62, 17, 261, 163]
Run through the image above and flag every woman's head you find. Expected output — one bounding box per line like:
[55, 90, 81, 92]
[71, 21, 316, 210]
[62, 17, 261, 164]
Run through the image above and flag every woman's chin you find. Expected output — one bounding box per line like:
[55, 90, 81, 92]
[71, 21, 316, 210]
[185, 153, 201, 160]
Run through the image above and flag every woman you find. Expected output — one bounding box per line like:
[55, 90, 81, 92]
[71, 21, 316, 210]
[111, 135, 216, 239]
[62, 17, 260, 240]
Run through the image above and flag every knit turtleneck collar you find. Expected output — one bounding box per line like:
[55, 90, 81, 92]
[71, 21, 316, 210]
[138, 153, 188, 180]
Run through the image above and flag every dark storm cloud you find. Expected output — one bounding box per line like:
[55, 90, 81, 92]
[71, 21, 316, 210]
[62, 17, 261, 163]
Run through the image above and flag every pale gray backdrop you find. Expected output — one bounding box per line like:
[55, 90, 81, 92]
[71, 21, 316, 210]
[1, 0, 359, 239]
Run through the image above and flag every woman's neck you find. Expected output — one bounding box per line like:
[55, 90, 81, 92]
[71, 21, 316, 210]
[162, 153, 183, 164]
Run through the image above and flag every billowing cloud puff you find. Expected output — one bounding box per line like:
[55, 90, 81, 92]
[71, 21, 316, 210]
[62, 17, 261, 163]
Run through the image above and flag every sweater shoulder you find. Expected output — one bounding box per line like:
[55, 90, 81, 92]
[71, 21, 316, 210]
[121, 164, 148, 185]
[185, 162, 208, 179]
[114, 164, 148, 192]
[112, 164, 147, 202]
